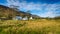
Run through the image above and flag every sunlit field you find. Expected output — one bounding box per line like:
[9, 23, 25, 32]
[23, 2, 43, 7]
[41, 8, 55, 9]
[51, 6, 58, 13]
[0, 19, 60, 34]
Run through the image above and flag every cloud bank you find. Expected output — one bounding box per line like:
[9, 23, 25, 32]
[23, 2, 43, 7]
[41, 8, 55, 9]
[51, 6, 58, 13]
[6, 0, 60, 17]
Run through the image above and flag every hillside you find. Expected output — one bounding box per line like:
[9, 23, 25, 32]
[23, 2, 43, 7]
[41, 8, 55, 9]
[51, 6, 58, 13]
[0, 5, 31, 17]
[0, 5, 41, 20]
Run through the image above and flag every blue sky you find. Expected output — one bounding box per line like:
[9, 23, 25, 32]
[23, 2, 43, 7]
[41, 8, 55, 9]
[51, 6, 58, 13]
[0, 0, 60, 17]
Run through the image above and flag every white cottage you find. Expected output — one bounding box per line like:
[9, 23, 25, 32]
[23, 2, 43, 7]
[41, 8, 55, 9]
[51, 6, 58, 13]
[22, 16, 28, 20]
[12, 16, 33, 20]
[12, 16, 22, 20]
[29, 17, 33, 20]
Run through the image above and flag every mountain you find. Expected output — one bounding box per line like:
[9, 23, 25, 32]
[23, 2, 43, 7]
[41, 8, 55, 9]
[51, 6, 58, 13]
[0, 5, 30, 16]
[54, 16, 60, 19]
[0, 5, 40, 19]
[0, 5, 31, 17]
[31, 15, 41, 19]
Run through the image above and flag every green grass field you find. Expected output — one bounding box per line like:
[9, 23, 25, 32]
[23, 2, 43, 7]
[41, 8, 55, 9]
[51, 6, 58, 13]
[0, 19, 60, 34]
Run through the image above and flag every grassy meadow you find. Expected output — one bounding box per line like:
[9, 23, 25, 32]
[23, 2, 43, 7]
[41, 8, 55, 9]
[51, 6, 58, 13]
[0, 19, 60, 34]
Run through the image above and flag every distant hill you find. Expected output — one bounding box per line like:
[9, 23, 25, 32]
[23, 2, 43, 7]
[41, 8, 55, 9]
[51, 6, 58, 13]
[0, 5, 40, 19]
[0, 5, 31, 16]
[53, 16, 60, 19]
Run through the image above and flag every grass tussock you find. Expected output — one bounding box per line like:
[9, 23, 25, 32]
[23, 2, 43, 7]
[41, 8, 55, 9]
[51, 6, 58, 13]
[0, 19, 60, 34]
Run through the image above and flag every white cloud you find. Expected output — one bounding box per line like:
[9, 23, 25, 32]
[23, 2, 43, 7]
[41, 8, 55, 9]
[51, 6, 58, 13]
[6, 0, 60, 17]
[7, 0, 20, 7]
